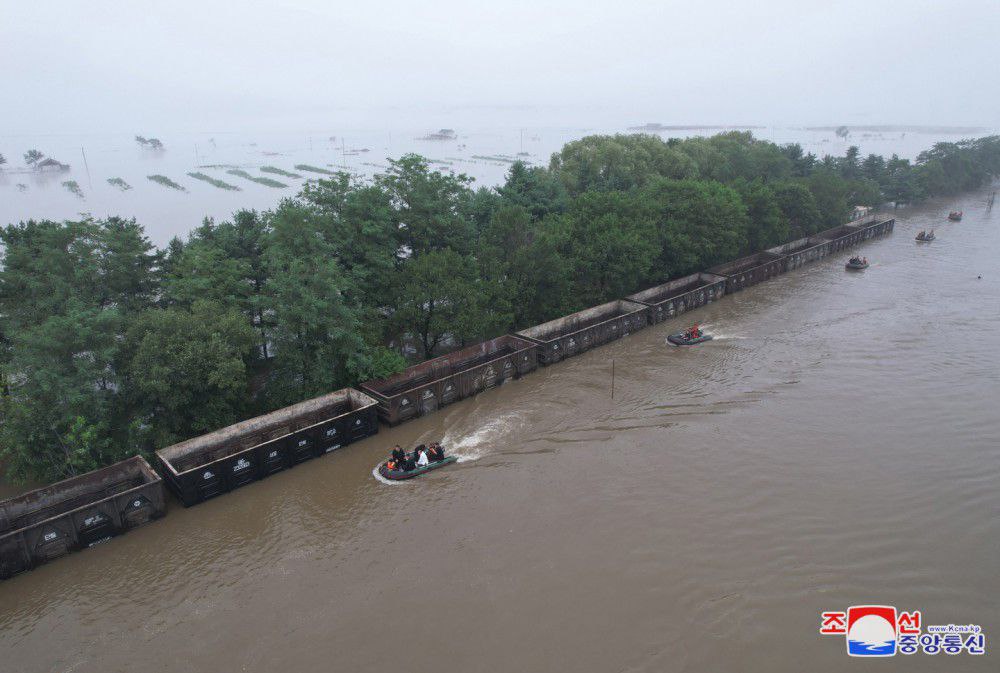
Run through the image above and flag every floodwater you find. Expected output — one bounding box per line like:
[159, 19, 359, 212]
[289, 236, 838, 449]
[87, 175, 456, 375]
[2, 125, 995, 245]
[1, 192, 998, 672]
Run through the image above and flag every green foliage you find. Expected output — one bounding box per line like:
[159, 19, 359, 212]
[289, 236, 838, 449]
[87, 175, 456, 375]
[563, 191, 658, 305]
[188, 172, 241, 191]
[262, 202, 365, 405]
[772, 181, 822, 238]
[261, 166, 302, 178]
[637, 178, 748, 276]
[62, 180, 84, 199]
[736, 179, 789, 251]
[227, 169, 288, 188]
[135, 136, 164, 150]
[24, 149, 44, 166]
[107, 177, 132, 191]
[4, 132, 1000, 483]
[147, 175, 186, 191]
[376, 154, 475, 257]
[393, 249, 510, 357]
[550, 134, 697, 194]
[0, 153, 6, 167]
[122, 300, 256, 450]
[294, 164, 337, 175]
[498, 161, 569, 220]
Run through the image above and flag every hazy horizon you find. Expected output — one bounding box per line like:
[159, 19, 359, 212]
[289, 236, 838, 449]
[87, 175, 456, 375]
[4, 1, 998, 135]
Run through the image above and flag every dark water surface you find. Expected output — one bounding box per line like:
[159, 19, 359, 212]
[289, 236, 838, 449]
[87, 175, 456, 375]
[1, 193, 997, 672]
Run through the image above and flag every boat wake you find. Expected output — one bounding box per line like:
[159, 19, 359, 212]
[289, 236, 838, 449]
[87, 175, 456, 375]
[372, 466, 407, 485]
[442, 411, 522, 463]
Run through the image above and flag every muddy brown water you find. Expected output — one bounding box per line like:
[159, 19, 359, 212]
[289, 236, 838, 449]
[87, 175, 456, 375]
[2, 194, 998, 672]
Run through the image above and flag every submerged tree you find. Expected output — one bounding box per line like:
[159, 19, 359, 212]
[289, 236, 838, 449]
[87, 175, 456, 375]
[24, 149, 44, 166]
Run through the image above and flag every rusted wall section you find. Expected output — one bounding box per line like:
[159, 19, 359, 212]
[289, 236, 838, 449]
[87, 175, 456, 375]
[361, 335, 538, 426]
[626, 273, 727, 324]
[0, 456, 165, 580]
[515, 299, 650, 365]
[156, 388, 379, 506]
[706, 251, 785, 293]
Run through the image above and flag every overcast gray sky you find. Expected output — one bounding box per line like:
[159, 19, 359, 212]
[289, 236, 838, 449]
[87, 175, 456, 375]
[3, 0, 998, 134]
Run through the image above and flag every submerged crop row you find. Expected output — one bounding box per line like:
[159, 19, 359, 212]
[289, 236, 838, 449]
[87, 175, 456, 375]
[188, 172, 241, 191]
[227, 169, 287, 188]
[261, 166, 302, 178]
[147, 175, 186, 191]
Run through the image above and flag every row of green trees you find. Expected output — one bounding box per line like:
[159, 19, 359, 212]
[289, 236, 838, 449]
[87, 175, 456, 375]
[3, 132, 999, 482]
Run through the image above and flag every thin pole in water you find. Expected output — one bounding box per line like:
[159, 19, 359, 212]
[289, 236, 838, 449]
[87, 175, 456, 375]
[611, 359, 615, 399]
[80, 147, 92, 189]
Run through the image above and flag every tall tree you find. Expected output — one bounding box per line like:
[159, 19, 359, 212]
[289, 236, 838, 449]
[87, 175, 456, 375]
[263, 202, 365, 405]
[550, 134, 698, 195]
[638, 178, 749, 276]
[121, 300, 256, 451]
[376, 154, 475, 258]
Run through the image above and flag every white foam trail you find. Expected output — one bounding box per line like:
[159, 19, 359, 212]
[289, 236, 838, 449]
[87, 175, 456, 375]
[692, 323, 747, 340]
[442, 411, 521, 462]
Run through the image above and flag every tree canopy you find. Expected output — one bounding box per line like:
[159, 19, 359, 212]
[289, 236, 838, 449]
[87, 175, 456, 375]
[3, 132, 999, 482]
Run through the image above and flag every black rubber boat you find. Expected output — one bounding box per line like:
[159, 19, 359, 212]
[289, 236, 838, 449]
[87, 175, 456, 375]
[916, 232, 935, 242]
[378, 455, 457, 480]
[668, 332, 713, 346]
[845, 260, 869, 270]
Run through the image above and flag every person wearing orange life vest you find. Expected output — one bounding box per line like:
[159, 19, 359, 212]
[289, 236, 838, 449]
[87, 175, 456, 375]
[688, 324, 700, 339]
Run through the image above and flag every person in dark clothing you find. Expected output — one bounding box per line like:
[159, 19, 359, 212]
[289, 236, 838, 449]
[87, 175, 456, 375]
[402, 453, 416, 471]
[430, 443, 445, 461]
[391, 445, 405, 463]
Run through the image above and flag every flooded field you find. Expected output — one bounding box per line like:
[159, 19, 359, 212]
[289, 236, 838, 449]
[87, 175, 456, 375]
[1, 192, 998, 672]
[2, 125, 995, 244]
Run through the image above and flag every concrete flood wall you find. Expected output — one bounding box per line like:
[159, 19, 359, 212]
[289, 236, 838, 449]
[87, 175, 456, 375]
[766, 236, 832, 271]
[706, 251, 785, 293]
[0, 456, 165, 580]
[156, 388, 379, 506]
[361, 335, 538, 426]
[626, 272, 727, 324]
[515, 299, 650, 365]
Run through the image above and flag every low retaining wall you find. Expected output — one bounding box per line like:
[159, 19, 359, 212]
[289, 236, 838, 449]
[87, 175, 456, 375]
[767, 236, 832, 271]
[156, 388, 378, 506]
[361, 335, 538, 426]
[707, 251, 785, 293]
[0, 456, 165, 580]
[626, 272, 727, 324]
[859, 217, 895, 239]
[515, 299, 650, 365]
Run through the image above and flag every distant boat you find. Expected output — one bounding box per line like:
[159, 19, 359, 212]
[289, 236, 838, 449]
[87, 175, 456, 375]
[948, 211, 963, 221]
[916, 230, 935, 242]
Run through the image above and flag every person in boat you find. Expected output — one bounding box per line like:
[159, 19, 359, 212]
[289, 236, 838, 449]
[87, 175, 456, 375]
[416, 446, 430, 467]
[428, 442, 445, 461]
[386, 458, 398, 472]
[400, 450, 416, 471]
[687, 324, 701, 339]
[391, 445, 405, 463]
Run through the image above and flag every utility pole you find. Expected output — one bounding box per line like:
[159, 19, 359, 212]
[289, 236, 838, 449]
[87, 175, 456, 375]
[80, 147, 92, 189]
